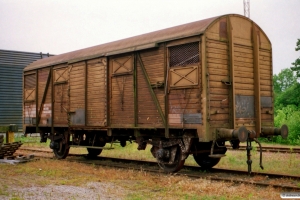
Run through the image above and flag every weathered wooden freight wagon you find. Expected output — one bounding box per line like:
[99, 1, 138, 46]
[23, 14, 288, 173]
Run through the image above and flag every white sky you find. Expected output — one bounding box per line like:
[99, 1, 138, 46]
[0, 0, 299, 75]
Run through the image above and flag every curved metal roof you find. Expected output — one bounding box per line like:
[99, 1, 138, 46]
[25, 14, 241, 71]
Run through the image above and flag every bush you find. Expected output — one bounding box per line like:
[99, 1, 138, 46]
[273, 105, 300, 145]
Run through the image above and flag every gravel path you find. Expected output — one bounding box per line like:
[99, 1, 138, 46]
[1, 182, 128, 200]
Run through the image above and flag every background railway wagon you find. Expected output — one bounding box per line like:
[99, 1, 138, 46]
[0, 50, 51, 131]
[23, 14, 286, 173]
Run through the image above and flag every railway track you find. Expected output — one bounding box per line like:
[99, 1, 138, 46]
[226, 145, 300, 153]
[16, 147, 300, 191]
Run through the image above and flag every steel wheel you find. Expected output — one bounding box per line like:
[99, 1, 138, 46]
[158, 145, 185, 173]
[53, 141, 69, 159]
[193, 154, 220, 169]
[87, 148, 102, 158]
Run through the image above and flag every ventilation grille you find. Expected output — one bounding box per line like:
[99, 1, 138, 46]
[169, 42, 199, 67]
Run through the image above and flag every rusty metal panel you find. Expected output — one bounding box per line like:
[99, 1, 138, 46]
[235, 95, 254, 118]
[183, 113, 202, 124]
[168, 113, 202, 124]
[70, 108, 85, 125]
[86, 58, 107, 126]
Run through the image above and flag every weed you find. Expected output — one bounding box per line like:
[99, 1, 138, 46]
[0, 184, 9, 196]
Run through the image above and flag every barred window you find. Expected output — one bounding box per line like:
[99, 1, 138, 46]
[169, 42, 199, 67]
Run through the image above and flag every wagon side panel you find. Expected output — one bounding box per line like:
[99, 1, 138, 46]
[37, 67, 52, 126]
[205, 25, 230, 130]
[86, 58, 107, 127]
[109, 54, 134, 127]
[23, 71, 37, 126]
[137, 45, 165, 126]
[53, 64, 69, 126]
[69, 62, 85, 126]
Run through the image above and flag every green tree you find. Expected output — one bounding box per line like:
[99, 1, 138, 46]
[274, 83, 300, 109]
[274, 105, 300, 145]
[273, 68, 297, 94]
[291, 39, 300, 78]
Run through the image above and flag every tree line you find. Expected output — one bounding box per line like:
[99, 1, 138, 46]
[270, 39, 300, 145]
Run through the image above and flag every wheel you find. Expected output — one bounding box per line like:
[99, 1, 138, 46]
[84, 134, 106, 158]
[230, 140, 240, 149]
[193, 154, 220, 169]
[192, 141, 226, 169]
[53, 140, 70, 159]
[87, 148, 102, 158]
[158, 145, 185, 173]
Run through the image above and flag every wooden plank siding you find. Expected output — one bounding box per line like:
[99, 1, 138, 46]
[86, 58, 107, 126]
[206, 39, 230, 126]
[37, 68, 52, 126]
[68, 63, 85, 126]
[23, 73, 36, 125]
[259, 49, 273, 125]
[110, 54, 134, 126]
[53, 65, 69, 126]
[138, 46, 165, 126]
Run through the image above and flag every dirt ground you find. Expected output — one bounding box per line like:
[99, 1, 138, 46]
[0, 157, 292, 200]
[1, 182, 128, 200]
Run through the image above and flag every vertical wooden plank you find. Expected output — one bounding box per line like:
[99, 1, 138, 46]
[201, 35, 208, 141]
[164, 43, 169, 138]
[85, 61, 87, 126]
[35, 71, 38, 131]
[134, 53, 138, 127]
[51, 67, 54, 134]
[253, 23, 261, 136]
[86, 58, 107, 126]
[227, 16, 236, 129]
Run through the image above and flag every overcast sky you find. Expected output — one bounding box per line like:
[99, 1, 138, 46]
[0, 0, 299, 74]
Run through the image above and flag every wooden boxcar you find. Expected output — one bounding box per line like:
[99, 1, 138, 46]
[23, 14, 288, 173]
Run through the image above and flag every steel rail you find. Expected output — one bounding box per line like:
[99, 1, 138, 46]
[16, 147, 300, 191]
[226, 145, 300, 153]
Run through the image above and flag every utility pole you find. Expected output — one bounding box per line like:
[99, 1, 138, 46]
[244, 0, 250, 18]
